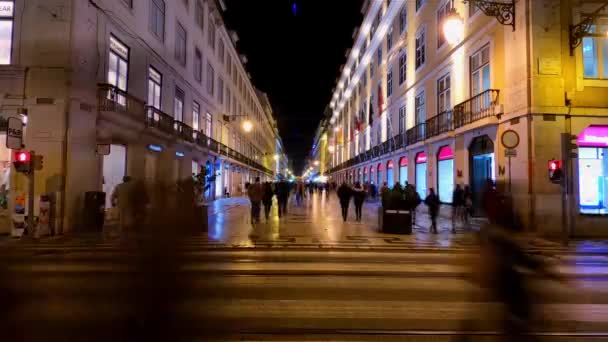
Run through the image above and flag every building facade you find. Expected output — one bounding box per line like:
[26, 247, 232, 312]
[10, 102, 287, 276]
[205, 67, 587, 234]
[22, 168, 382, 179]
[0, 0, 282, 235]
[322, 0, 608, 237]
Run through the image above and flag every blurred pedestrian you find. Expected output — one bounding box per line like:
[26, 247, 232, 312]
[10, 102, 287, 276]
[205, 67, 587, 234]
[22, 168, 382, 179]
[380, 182, 389, 197]
[262, 182, 274, 222]
[352, 182, 366, 222]
[112, 176, 136, 235]
[452, 184, 464, 233]
[295, 182, 304, 206]
[247, 177, 263, 224]
[337, 182, 352, 222]
[463, 185, 473, 226]
[424, 188, 440, 234]
[276, 179, 290, 217]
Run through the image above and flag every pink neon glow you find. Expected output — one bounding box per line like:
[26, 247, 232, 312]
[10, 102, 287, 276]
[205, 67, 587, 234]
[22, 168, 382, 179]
[437, 146, 454, 161]
[415, 152, 427, 164]
[578, 125, 608, 147]
[399, 157, 408, 167]
[387, 160, 394, 169]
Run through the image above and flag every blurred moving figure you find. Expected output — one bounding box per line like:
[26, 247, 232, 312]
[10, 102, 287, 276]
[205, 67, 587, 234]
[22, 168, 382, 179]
[275, 179, 290, 217]
[424, 188, 440, 234]
[352, 182, 366, 222]
[112, 176, 136, 234]
[337, 182, 352, 222]
[262, 182, 274, 221]
[247, 177, 263, 224]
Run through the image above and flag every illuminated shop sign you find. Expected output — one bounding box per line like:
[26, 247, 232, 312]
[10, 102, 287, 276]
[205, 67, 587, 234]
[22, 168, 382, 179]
[578, 126, 608, 147]
[0, 2, 14, 18]
[147, 144, 162, 152]
[175, 151, 185, 157]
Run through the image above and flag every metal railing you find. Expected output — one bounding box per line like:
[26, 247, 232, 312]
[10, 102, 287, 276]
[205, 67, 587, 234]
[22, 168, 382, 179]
[145, 106, 175, 134]
[175, 121, 194, 143]
[97, 84, 146, 120]
[406, 123, 425, 145]
[453, 89, 500, 129]
[426, 110, 453, 139]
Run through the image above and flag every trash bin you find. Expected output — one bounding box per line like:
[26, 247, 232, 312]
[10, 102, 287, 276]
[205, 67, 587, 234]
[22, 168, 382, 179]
[83, 191, 105, 232]
[382, 208, 412, 234]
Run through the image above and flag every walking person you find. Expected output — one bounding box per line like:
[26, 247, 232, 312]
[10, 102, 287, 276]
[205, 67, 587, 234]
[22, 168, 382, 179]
[275, 179, 290, 217]
[452, 184, 465, 233]
[463, 185, 473, 228]
[337, 182, 353, 222]
[380, 182, 389, 198]
[425, 188, 440, 234]
[352, 182, 366, 222]
[247, 177, 263, 224]
[262, 182, 274, 222]
[111, 176, 136, 236]
[295, 182, 304, 206]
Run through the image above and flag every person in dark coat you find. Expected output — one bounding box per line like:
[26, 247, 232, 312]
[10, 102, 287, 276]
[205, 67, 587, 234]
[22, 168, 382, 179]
[337, 182, 353, 222]
[262, 182, 274, 221]
[425, 188, 440, 234]
[452, 184, 465, 233]
[275, 180, 290, 217]
[352, 182, 366, 222]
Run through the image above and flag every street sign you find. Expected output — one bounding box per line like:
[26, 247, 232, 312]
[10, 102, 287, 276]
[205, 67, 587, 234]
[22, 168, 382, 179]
[6, 117, 23, 149]
[505, 148, 517, 157]
[501, 130, 520, 149]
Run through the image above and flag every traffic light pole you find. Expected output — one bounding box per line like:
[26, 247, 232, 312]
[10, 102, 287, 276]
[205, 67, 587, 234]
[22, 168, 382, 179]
[27, 151, 36, 238]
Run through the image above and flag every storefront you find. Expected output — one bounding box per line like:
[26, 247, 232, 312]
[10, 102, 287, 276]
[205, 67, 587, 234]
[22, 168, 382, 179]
[469, 135, 495, 216]
[386, 160, 394, 188]
[577, 125, 608, 215]
[215, 160, 222, 198]
[437, 146, 454, 204]
[377, 163, 383, 186]
[363, 167, 367, 183]
[144, 144, 161, 185]
[399, 157, 408, 186]
[0, 133, 12, 234]
[102, 144, 127, 209]
[369, 165, 374, 185]
[415, 152, 427, 198]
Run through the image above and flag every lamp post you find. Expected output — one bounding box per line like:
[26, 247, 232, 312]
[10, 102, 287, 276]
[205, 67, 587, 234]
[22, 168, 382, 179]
[443, 0, 516, 45]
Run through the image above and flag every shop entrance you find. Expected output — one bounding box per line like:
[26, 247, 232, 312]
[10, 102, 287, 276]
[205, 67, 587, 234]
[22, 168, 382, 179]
[469, 135, 495, 216]
[577, 126, 608, 214]
[0, 134, 12, 233]
[415, 152, 427, 198]
[102, 144, 127, 209]
[437, 146, 454, 204]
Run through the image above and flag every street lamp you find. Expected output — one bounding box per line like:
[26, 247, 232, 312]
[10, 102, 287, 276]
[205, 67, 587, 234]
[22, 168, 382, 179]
[443, 6, 464, 45]
[328, 145, 335, 153]
[314, 160, 320, 166]
[273, 154, 279, 161]
[242, 120, 253, 133]
[443, 0, 515, 45]
[333, 126, 340, 132]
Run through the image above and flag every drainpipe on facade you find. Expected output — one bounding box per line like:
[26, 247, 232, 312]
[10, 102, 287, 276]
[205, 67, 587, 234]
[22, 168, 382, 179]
[525, 0, 536, 232]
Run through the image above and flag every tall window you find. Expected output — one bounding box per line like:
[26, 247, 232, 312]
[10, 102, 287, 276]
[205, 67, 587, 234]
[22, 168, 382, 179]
[205, 113, 212, 137]
[218, 77, 224, 104]
[147, 66, 162, 109]
[470, 45, 490, 96]
[582, 23, 608, 79]
[206, 63, 215, 96]
[377, 46, 382, 66]
[108, 36, 129, 105]
[437, 73, 451, 113]
[398, 105, 406, 134]
[416, 0, 425, 12]
[436, 1, 451, 48]
[192, 101, 200, 130]
[398, 52, 406, 85]
[175, 22, 187, 66]
[387, 67, 393, 97]
[415, 27, 426, 69]
[226, 88, 231, 114]
[174, 87, 184, 122]
[149, 0, 165, 40]
[208, 19, 216, 49]
[387, 25, 393, 51]
[194, 48, 202, 82]
[218, 39, 225, 64]
[399, 6, 407, 35]
[195, 0, 204, 30]
[415, 91, 425, 125]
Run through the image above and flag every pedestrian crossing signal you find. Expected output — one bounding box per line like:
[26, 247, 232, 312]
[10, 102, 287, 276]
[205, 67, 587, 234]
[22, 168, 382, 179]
[13, 151, 31, 173]
[548, 159, 563, 184]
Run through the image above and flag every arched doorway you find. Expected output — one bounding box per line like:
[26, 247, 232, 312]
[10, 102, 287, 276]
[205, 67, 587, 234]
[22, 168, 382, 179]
[399, 157, 408, 186]
[369, 165, 375, 185]
[437, 145, 454, 203]
[387, 160, 394, 187]
[363, 167, 367, 183]
[469, 135, 495, 216]
[377, 162, 383, 186]
[415, 152, 427, 198]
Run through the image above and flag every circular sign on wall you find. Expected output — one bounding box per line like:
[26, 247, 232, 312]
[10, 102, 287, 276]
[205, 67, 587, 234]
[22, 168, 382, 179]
[501, 130, 520, 149]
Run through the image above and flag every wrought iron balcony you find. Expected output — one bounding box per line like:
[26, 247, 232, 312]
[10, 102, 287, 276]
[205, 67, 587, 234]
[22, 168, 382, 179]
[453, 89, 500, 129]
[174, 121, 194, 143]
[406, 123, 426, 145]
[146, 106, 175, 135]
[426, 110, 453, 139]
[97, 84, 146, 121]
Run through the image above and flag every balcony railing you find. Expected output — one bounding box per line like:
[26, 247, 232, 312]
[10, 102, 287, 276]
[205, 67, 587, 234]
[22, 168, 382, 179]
[98, 83, 146, 120]
[146, 106, 175, 135]
[453, 89, 500, 129]
[406, 123, 425, 145]
[426, 110, 453, 139]
[175, 121, 194, 143]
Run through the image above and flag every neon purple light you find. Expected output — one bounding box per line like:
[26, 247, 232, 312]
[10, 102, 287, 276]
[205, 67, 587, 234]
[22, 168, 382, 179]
[416, 152, 427, 164]
[578, 125, 608, 147]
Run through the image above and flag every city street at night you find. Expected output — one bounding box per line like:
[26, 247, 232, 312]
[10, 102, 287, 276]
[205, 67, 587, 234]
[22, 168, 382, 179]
[1, 194, 608, 341]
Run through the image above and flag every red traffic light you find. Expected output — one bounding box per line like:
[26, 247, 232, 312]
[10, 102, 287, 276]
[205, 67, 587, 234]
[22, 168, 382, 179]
[15, 151, 30, 163]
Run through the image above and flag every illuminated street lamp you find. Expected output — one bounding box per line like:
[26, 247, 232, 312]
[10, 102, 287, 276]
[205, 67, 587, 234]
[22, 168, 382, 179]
[273, 154, 279, 161]
[242, 119, 253, 133]
[443, 6, 464, 45]
[328, 145, 335, 153]
[333, 126, 340, 132]
[314, 160, 320, 166]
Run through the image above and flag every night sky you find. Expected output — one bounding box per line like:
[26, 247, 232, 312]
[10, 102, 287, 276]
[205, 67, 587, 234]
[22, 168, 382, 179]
[223, 0, 364, 173]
